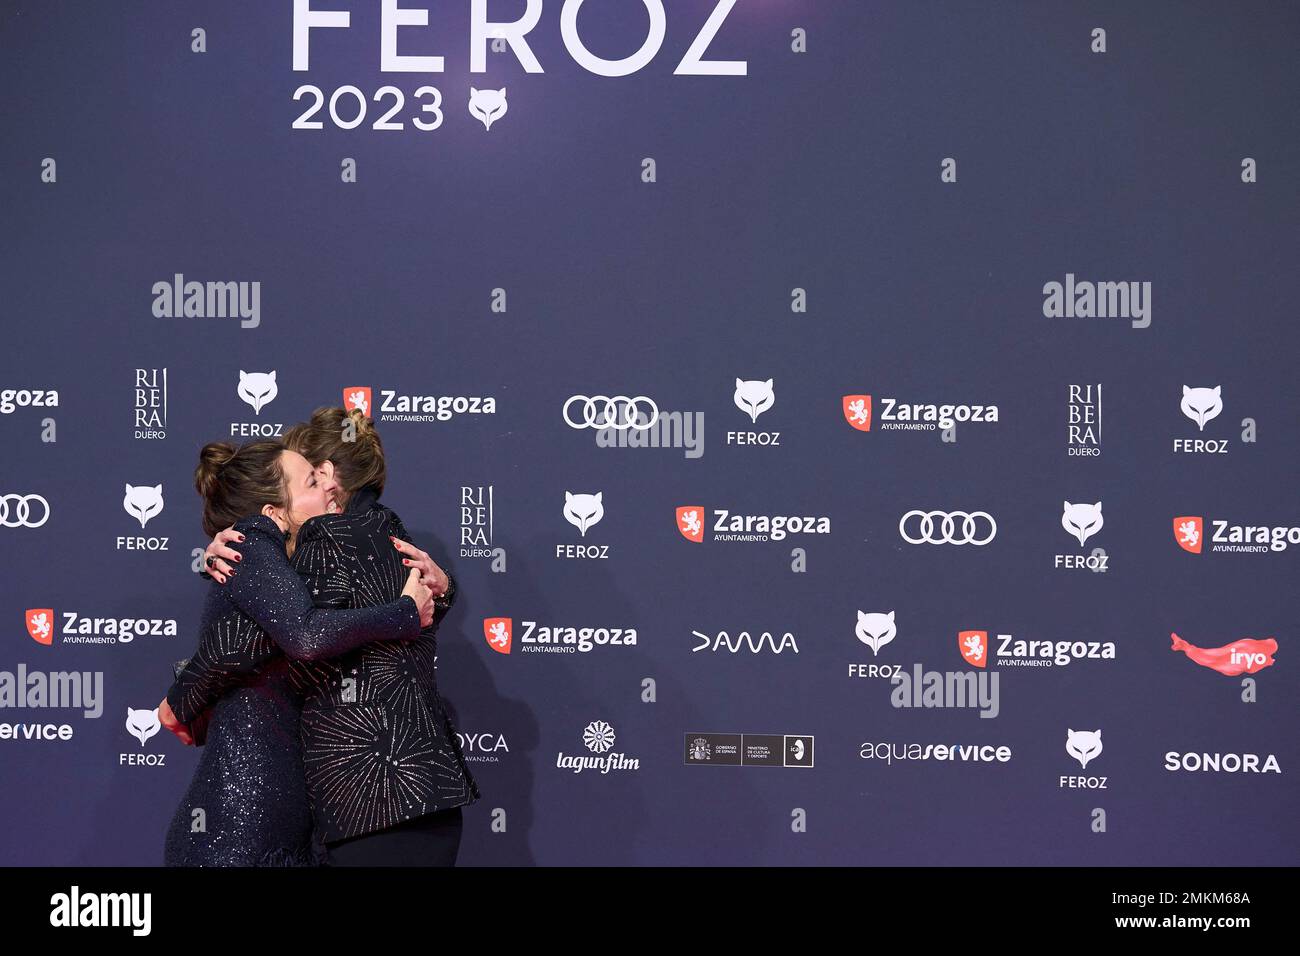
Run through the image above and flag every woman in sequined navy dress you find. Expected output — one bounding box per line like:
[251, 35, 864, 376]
[159, 439, 435, 866]
[193, 407, 480, 866]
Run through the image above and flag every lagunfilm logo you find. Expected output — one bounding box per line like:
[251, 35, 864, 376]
[958, 630, 1116, 669]
[342, 385, 496, 423]
[1170, 632, 1277, 676]
[482, 617, 637, 656]
[1175, 385, 1255, 454]
[842, 393, 998, 436]
[133, 368, 167, 440]
[232, 370, 282, 436]
[676, 505, 831, 543]
[23, 607, 178, 646]
[1175, 516, 1300, 554]
[556, 720, 639, 775]
[119, 484, 169, 551]
[152, 274, 261, 328]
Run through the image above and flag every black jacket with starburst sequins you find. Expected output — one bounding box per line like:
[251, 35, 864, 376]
[284, 484, 480, 843]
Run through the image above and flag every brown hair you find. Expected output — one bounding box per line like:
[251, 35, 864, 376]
[194, 440, 290, 538]
[283, 406, 386, 499]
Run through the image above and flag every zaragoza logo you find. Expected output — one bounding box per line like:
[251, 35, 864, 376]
[26, 608, 54, 645]
[842, 395, 872, 431]
[343, 387, 373, 417]
[677, 505, 705, 543]
[484, 617, 512, 654]
[1174, 516, 1204, 554]
[959, 630, 988, 668]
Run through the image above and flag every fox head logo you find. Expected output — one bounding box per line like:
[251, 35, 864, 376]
[563, 492, 604, 537]
[1066, 729, 1103, 769]
[733, 378, 774, 423]
[26, 608, 54, 645]
[123, 484, 164, 528]
[855, 610, 896, 655]
[483, 617, 512, 654]
[842, 395, 872, 431]
[236, 370, 278, 414]
[1174, 516, 1204, 554]
[959, 630, 987, 668]
[1180, 385, 1223, 431]
[125, 707, 160, 746]
[468, 87, 508, 130]
[676, 506, 705, 543]
[343, 387, 372, 417]
[1061, 501, 1104, 547]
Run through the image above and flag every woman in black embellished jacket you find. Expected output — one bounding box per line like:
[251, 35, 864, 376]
[160, 439, 434, 867]
[183, 406, 480, 866]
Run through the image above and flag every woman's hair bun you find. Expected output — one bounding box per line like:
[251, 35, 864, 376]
[195, 441, 238, 499]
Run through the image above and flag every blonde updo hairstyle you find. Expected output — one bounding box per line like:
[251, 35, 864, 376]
[193, 440, 290, 539]
[283, 406, 386, 508]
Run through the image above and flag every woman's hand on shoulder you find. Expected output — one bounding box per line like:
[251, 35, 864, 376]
[400, 567, 435, 628]
[203, 526, 244, 584]
[389, 536, 448, 598]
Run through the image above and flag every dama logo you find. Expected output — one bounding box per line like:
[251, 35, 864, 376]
[343, 387, 372, 417]
[676, 505, 705, 543]
[26, 608, 54, 645]
[1174, 516, 1204, 553]
[842, 395, 872, 431]
[959, 629, 987, 668]
[483, 617, 512, 654]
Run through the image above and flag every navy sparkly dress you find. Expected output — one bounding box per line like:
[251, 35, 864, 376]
[163, 515, 422, 867]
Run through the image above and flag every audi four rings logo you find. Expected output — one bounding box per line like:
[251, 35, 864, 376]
[899, 510, 997, 545]
[563, 395, 659, 430]
[1, 494, 50, 528]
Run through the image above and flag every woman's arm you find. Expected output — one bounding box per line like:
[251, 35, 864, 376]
[223, 519, 424, 661]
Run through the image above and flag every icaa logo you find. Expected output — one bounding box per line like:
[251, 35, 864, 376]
[959, 630, 987, 668]
[842, 395, 872, 431]
[1174, 516, 1204, 553]
[484, 617, 512, 654]
[676, 505, 705, 543]
[343, 387, 373, 417]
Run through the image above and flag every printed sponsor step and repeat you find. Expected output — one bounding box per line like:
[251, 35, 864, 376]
[0, 2, 1295, 866]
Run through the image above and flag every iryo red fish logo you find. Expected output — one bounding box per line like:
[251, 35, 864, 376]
[958, 630, 987, 668]
[343, 386, 373, 417]
[1174, 516, 1204, 553]
[676, 505, 705, 543]
[842, 395, 872, 431]
[1170, 632, 1277, 676]
[483, 617, 512, 654]
[26, 608, 54, 645]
